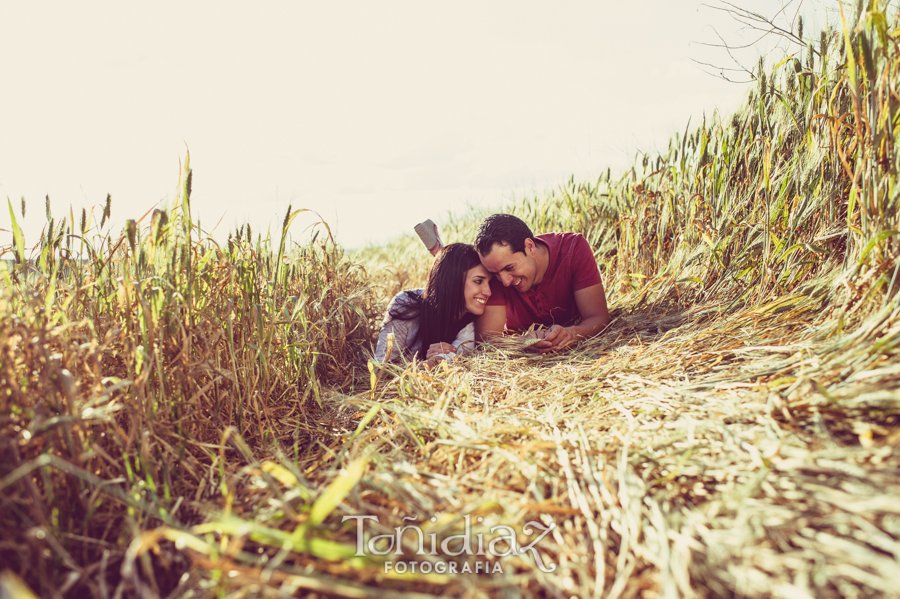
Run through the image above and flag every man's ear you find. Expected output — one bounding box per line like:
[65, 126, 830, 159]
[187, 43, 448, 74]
[523, 238, 536, 256]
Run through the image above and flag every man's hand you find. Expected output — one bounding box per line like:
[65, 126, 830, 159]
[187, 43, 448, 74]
[524, 281, 610, 353]
[527, 325, 574, 353]
[539, 283, 610, 352]
[426, 342, 456, 360]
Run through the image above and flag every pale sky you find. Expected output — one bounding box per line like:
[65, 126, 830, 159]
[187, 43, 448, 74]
[0, 1, 825, 251]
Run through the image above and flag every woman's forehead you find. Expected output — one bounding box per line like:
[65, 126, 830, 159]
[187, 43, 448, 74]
[467, 263, 490, 277]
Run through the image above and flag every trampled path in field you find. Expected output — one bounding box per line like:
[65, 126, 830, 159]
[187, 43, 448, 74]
[274, 295, 900, 599]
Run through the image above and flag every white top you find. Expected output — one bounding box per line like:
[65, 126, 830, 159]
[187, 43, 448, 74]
[374, 289, 475, 364]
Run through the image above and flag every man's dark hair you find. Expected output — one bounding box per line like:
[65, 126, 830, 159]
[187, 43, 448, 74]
[474, 214, 535, 256]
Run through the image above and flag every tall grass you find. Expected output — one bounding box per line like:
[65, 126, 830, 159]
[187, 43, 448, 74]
[0, 154, 376, 596]
[499, 9, 900, 319]
[370, 7, 900, 316]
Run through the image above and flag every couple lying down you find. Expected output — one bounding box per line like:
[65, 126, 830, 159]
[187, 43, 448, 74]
[374, 213, 611, 368]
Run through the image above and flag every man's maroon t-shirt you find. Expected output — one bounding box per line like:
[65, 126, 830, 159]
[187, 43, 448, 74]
[485, 232, 603, 331]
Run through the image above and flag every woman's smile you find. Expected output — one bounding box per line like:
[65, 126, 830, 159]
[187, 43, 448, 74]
[463, 264, 492, 315]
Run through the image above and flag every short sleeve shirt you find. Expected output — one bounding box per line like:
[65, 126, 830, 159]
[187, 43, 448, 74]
[485, 232, 602, 331]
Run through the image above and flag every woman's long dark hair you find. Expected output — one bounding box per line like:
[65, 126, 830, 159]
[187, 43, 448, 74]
[388, 243, 482, 359]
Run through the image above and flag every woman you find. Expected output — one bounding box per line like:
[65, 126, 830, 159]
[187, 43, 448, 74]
[374, 243, 491, 366]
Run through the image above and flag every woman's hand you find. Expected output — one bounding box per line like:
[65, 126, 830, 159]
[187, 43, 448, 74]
[426, 342, 457, 360]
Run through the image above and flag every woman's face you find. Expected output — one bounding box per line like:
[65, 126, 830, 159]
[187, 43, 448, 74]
[463, 264, 492, 315]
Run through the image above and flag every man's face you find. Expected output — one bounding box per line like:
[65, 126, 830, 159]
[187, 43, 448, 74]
[479, 240, 539, 293]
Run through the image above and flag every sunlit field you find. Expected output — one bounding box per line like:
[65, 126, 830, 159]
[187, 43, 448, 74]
[4, 9, 900, 599]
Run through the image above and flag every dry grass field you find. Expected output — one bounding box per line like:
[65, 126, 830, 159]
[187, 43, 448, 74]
[3, 8, 900, 599]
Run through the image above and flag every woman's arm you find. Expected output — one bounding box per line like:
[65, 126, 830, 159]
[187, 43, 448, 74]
[374, 291, 421, 363]
[375, 319, 412, 363]
[451, 322, 476, 356]
[424, 322, 476, 363]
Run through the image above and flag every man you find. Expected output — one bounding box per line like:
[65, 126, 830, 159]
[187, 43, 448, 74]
[474, 214, 610, 353]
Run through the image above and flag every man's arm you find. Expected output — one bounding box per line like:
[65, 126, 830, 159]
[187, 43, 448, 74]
[536, 282, 610, 352]
[475, 305, 507, 342]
